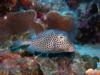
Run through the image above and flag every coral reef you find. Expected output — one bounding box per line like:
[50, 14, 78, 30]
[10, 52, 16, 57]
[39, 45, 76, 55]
[0, 50, 43, 75]
[76, 2, 100, 44]
[0, 0, 100, 75]
[0, 10, 44, 46]
[45, 11, 74, 32]
[0, 50, 75, 75]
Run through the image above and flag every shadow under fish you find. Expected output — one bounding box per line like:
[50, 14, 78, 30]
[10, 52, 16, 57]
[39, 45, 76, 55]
[10, 29, 75, 58]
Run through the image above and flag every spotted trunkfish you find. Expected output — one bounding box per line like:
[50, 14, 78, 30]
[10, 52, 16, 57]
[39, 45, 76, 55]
[10, 29, 75, 57]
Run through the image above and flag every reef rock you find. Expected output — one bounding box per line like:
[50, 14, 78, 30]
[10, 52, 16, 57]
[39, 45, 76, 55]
[0, 10, 44, 44]
[45, 11, 74, 32]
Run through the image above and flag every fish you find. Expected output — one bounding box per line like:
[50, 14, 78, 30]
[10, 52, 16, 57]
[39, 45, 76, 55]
[10, 29, 75, 57]
[31, 29, 74, 52]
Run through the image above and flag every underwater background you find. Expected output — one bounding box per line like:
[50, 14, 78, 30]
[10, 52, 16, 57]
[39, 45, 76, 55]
[0, 0, 100, 75]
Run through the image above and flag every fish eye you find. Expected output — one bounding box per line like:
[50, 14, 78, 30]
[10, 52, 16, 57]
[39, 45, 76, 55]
[60, 36, 64, 38]
[58, 35, 64, 39]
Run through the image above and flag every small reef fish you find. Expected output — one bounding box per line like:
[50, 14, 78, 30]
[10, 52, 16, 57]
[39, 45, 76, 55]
[10, 29, 75, 57]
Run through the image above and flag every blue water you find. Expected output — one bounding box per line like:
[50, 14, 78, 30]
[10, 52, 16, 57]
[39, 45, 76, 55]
[75, 44, 100, 58]
[97, 62, 100, 68]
